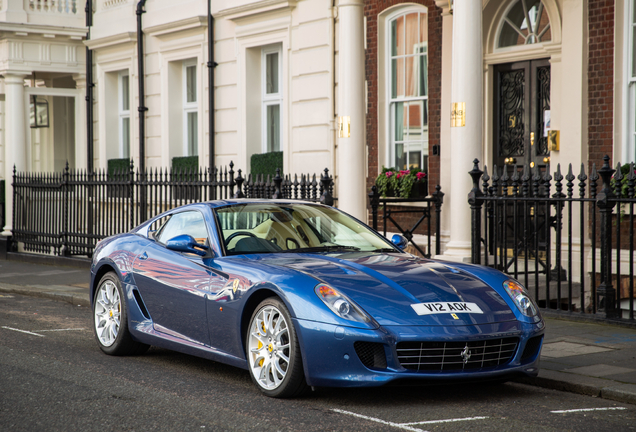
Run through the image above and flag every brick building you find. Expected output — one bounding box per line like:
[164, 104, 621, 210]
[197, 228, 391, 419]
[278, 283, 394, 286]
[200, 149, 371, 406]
[363, 0, 633, 270]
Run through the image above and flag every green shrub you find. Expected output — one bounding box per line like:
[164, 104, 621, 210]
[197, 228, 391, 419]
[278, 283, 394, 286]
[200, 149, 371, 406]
[107, 158, 130, 177]
[172, 156, 199, 173]
[251, 151, 283, 177]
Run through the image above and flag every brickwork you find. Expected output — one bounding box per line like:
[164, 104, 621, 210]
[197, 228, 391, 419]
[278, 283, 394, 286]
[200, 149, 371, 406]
[587, 0, 614, 170]
[364, 1, 442, 194]
[365, 1, 442, 230]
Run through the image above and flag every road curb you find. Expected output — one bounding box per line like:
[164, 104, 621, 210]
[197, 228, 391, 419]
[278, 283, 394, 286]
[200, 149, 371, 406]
[0, 283, 90, 307]
[516, 369, 636, 406]
[4, 252, 92, 269]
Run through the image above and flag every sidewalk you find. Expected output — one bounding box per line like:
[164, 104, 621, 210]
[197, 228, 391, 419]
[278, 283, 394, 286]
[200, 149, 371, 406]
[1, 254, 636, 405]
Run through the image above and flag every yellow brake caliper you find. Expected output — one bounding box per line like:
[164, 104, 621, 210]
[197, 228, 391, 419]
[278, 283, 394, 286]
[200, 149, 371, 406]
[257, 321, 266, 367]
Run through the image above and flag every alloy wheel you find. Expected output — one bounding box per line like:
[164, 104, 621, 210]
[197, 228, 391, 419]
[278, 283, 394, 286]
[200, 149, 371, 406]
[94, 280, 121, 347]
[248, 305, 291, 390]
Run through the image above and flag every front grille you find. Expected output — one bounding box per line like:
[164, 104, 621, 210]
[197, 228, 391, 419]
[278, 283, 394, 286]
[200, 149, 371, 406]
[521, 335, 543, 362]
[354, 341, 387, 369]
[396, 337, 519, 372]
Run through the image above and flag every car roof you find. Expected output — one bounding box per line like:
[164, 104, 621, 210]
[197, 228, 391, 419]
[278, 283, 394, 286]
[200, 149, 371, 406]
[203, 199, 325, 209]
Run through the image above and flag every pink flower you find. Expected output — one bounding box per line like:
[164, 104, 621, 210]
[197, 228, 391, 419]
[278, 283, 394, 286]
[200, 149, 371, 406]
[397, 170, 410, 179]
[385, 171, 394, 178]
[416, 172, 426, 181]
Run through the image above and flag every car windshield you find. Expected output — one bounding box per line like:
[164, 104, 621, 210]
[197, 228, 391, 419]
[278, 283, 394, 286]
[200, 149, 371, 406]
[215, 203, 397, 256]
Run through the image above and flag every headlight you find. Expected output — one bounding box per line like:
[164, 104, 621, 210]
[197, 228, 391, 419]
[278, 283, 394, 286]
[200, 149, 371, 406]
[503, 280, 538, 317]
[315, 284, 370, 323]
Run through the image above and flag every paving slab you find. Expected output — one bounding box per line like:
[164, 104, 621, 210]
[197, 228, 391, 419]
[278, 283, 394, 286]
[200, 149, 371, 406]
[541, 341, 614, 358]
[564, 364, 636, 377]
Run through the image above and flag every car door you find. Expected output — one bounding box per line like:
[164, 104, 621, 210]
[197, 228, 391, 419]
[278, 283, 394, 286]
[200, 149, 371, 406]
[132, 210, 212, 345]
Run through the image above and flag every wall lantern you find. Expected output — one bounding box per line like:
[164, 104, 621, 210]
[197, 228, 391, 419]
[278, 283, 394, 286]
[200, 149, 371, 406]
[30, 95, 49, 128]
[448, 0, 454, 14]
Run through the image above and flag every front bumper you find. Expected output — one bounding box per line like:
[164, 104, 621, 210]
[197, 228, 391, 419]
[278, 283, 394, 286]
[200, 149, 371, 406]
[294, 318, 543, 387]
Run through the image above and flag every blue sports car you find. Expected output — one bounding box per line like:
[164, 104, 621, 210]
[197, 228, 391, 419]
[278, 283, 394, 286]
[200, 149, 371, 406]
[90, 200, 544, 398]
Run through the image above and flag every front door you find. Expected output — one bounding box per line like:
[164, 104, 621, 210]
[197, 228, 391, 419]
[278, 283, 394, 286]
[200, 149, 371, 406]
[493, 59, 551, 174]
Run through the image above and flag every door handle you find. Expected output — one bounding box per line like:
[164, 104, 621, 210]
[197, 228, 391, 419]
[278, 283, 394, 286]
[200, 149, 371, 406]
[543, 157, 550, 164]
[531, 132, 535, 146]
[504, 157, 517, 165]
[139, 252, 148, 260]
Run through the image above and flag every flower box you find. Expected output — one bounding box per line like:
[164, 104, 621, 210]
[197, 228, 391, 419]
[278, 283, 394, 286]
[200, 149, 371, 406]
[375, 167, 427, 198]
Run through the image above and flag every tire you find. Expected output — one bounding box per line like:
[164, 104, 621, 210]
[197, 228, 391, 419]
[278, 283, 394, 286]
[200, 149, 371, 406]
[93, 271, 149, 356]
[246, 297, 308, 398]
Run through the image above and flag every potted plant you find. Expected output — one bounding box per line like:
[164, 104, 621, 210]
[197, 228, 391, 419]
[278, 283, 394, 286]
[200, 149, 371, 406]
[375, 167, 427, 198]
[611, 163, 635, 221]
[375, 167, 399, 197]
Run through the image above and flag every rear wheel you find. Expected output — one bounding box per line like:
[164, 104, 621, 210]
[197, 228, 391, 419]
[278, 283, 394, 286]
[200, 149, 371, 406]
[93, 272, 149, 356]
[246, 298, 308, 398]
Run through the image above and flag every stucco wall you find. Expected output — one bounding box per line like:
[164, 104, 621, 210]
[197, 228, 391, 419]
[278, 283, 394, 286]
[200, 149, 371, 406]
[88, 0, 336, 176]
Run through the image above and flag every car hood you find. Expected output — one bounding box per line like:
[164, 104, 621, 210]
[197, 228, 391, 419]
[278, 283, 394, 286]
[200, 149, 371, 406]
[262, 252, 516, 326]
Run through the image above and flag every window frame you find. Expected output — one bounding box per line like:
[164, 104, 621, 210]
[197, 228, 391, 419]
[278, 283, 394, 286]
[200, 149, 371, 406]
[118, 70, 130, 159]
[156, 210, 209, 247]
[495, 0, 552, 50]
[625, 0, 636, 163]
[183, 59, 198, 157]
[261, 45, 283, 153]
[386, 8, 429, 171]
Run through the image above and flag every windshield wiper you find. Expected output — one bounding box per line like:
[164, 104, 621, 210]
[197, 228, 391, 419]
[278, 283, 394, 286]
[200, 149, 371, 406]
[371, 247, 398, 253]
[280, 245, 360, 253]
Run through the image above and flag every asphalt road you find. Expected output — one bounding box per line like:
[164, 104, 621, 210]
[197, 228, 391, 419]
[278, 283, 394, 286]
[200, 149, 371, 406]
[2, 293, 636, 432]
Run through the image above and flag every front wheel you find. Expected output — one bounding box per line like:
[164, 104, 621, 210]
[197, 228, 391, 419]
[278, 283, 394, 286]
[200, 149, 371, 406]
[93, 272, 148, 356]
[246, 298, 308, 398]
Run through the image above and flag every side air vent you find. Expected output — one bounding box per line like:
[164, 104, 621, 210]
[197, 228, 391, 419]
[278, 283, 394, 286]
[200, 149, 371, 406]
[132, 289, 151, 319]
[354, 341, 388, 369]
[521, 335, 543, 362]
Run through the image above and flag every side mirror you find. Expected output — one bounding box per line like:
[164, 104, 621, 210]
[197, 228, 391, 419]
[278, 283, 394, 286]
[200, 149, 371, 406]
[391, 234, 408, 250]
[165, 234, 209, 257]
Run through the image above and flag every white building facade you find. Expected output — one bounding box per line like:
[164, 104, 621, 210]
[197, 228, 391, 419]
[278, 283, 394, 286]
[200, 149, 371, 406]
[1, 0, 633, 285]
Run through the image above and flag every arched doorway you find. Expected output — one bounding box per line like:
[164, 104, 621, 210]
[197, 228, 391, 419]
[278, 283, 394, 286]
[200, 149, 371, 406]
[484, 0, 561, 174]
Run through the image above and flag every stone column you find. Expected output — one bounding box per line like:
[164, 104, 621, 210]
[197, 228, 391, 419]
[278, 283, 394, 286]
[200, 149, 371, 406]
[2, 73, 28, 237]
[337, 0, 366, 221]
[73, 73, 88, 171]
[434, 0, 453, 251]
[441, 0, 483, 262]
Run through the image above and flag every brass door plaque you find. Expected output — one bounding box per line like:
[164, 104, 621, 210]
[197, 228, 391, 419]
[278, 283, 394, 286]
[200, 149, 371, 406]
[338, 116, 350, 138]
[451, 102, 465, 127]
[548, 129, 559, 151]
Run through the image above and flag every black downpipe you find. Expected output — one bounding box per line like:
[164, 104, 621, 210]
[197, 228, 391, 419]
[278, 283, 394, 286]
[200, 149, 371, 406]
[85, 1, 93, 172]
[136, 0, 148, 173]
[207, 2, 216, 172]
[85, 1, 94, 245]
[136, 0, 148, 223]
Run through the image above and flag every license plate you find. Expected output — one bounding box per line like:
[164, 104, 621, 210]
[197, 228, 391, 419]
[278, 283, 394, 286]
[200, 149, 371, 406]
[411, 302, 484, 316]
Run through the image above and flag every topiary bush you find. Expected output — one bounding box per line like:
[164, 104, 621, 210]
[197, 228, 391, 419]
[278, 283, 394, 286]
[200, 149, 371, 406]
[172, 156, 199, 173]
[251, 151, 283, 177]
[107, 158, 130, 177]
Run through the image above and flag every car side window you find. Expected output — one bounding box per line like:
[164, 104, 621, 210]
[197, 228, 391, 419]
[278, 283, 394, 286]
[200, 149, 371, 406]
[156, 211, 209, 245]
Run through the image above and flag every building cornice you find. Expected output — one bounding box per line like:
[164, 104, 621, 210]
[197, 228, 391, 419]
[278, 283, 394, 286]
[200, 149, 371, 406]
[215, 0, 297, 21]
[145, 16, 207, 38]
[0, 23, 87, 39]
[84, 32, 136, 50]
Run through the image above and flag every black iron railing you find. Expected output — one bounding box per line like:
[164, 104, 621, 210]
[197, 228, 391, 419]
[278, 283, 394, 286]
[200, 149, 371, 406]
[369, 185, 444, 258]
[469, 156, 636, 321]
[11, 161, 335, 257]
